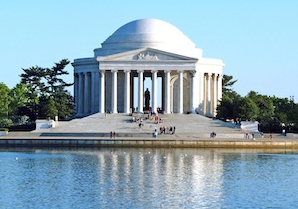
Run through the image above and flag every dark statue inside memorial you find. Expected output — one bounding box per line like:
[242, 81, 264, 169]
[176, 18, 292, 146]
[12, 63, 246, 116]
[144, 88, 150, 110]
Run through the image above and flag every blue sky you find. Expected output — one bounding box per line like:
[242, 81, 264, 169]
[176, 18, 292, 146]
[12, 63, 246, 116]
[1, 0, 298, 102]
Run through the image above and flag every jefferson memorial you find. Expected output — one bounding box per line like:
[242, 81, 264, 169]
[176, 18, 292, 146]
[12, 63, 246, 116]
[72, 19, 224, 117]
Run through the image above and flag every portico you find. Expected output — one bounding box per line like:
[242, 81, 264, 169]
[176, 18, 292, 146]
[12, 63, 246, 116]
[72, 19, 224, 117]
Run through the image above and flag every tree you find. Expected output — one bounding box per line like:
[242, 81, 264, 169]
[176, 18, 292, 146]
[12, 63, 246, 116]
[0, 83, 10, 117]
[238, 97, 259, 121]
[39, 95, 58, 119]
[271, 97, 298, 132]
[44, 59, 72, 97]
[290, 104, 298, 130]
[222, 75, 238, 96]
[43, 59, 73, 119]
[19, 66, 43, 120]
[0, 83, 13, 127]
[216, 74, 298, 132]
[247, 91, 274, 124]
[19, 59, 73, 120]
[20, 66, 46, 95]
[8, 83, 31, 116]
[217, 75, 240, 120]
[54, 89, 73, 119]
[216, 95, 234, 121]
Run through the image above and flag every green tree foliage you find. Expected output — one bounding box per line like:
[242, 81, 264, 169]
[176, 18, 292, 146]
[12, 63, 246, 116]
[217, 75, 240, 121]
[55, 89, 73, 119]
[44, 59, 72, 96]
[0, 83, 10, 117]
[19, 59, 73, 120]
[0, 83, 12, 127]
[44, 59, 73, 119]
[8, 83, 31, 116]
[238, 97, 259, 121]
[39, 95, 58, 119]
[19, 67, 42, 120]
[271, 97, 298, 131]
[217, 92, 241, 121]
[0, 118, 13, 127]
[222, 75, 238, 95]
[217, 75, 298, 132]
[247, 91, 274, 124]
[20, 66, 46, 95]
[216, 95, 234, 121]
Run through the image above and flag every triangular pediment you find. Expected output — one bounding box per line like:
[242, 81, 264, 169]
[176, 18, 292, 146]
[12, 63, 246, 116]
[97, 48, 198, 62]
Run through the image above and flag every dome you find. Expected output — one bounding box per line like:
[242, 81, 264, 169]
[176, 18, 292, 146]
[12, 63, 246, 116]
[95, 19, 198, 56]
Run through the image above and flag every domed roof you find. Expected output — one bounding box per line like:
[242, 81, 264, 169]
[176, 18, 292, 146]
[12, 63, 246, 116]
[97, 19, 196, 56]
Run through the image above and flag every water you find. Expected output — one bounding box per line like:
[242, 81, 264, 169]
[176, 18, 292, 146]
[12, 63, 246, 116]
[1, 148, 298, 209]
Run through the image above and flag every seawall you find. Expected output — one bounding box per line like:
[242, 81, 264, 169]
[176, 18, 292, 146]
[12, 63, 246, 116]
[1, 138, 298, 149]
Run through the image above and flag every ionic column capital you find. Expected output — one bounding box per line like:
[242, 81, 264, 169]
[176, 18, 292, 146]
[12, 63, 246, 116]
[190, 70, 196, 77]
[206, 73, 212, 79]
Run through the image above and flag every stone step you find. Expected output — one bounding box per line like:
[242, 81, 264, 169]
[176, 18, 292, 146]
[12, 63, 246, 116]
[33, 113, 244, 138]
[36, 132, 246, 139]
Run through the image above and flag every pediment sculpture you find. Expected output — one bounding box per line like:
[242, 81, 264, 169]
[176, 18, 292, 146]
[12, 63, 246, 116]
[137, 52, 159, 60]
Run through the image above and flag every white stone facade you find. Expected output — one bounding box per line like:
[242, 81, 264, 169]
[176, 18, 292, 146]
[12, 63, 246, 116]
[72, 19, 224, 117]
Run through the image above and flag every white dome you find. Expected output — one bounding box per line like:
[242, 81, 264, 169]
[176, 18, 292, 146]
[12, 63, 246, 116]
[94, 19, 198, 56]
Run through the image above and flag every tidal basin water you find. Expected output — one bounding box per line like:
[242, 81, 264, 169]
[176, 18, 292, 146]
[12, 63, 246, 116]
[1, 148, 298, 209]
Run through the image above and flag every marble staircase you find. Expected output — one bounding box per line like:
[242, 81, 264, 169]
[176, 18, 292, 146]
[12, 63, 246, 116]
[33, 113, 245, 139]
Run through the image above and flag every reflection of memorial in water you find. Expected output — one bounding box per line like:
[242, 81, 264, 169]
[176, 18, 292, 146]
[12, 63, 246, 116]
[1, 148, 297, 208]
[95, 148, 223, 204]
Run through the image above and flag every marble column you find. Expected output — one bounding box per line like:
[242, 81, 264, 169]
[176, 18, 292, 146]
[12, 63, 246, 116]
[190, 71, 196, 113]
[84, 72, 89, 114]
[124, 70, 131, 113]
[91, 72, 96, 113]
[178, 70, 183, 114]
[207, 73, 212, 116]
[213, 74, 218, 115]
[111, 70, 118, 113]
[99, 70, 105, 113]
[164, 70, 171, 114]
[217, 74, 223, 102]
[74, 73, 79, 115]
[199, 72, 204, 114]
[137, 70, 144, 113]
[78, 73, 84, 115]
[151, 70, 157, 114]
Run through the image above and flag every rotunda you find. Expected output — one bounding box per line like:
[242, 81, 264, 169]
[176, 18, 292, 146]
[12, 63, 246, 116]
[72, 19, 224, 117]
[94, 19, 200, 57]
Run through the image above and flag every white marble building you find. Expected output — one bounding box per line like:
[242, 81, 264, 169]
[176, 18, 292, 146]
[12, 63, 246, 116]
[72, 19, 224, 117]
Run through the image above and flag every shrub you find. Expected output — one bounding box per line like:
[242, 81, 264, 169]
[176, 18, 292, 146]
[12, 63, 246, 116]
[0, 118, 13, 127]
[0, 128, 9, 132]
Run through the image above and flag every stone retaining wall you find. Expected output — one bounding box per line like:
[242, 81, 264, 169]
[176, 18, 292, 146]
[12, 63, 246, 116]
[1, 139, 298, 148]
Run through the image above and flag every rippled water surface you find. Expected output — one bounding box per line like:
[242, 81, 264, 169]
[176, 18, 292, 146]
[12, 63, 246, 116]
[1, 148, 298, 209]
